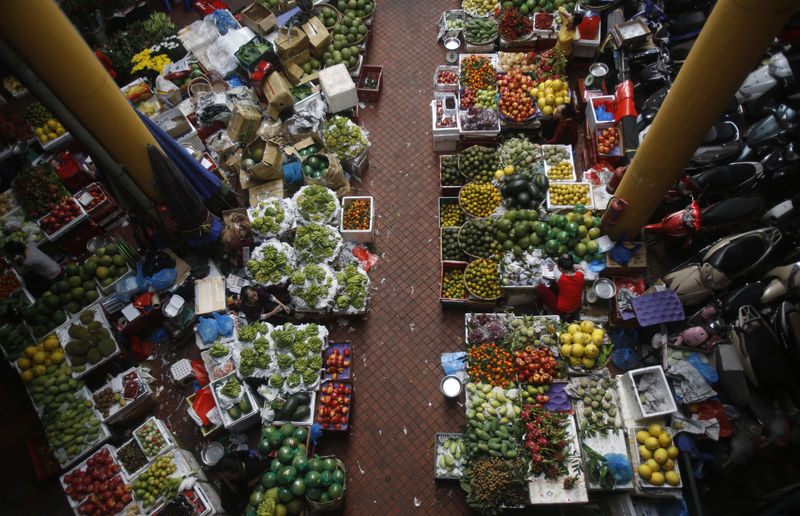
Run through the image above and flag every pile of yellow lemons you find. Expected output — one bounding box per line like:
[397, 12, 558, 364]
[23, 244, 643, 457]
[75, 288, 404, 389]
[560, 320, 604, 368]
[493, 164, 516, 181]
[34, 119, 66, 145]
[529, 78, 570, 117]
[17, 334, 65, 383]
[463, 0, 499, 16]
[636, 424, 681, 486]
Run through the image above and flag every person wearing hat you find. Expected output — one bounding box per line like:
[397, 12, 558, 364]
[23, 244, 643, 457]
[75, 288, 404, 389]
[536, 254, 584, 319]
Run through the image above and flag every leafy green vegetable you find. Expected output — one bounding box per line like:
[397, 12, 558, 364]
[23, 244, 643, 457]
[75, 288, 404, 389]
[334, 264, 369, 310]
[238, 324, 258, 342]
[269, 374, 284, 388]
[286, 373, 302, 389]
[307, 354, 323, 371]
[250, 199, 287, 235]
[291, 340, 309, 357]
[302, 369, 319, 385]
[293, 356, 308, 373]
[247, 243, 293, 283]
[307, 336, 323, 354]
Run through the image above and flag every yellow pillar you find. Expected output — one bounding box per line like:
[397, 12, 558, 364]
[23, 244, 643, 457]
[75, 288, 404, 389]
[0, 0, 160, 200]
[607, 0, 797, 240]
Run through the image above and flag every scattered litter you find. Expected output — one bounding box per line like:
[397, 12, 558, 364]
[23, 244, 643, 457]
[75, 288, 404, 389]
[337, 318, 349, 326]
[414, 497, 422, 507]
[356, 460, 366, 474]
[410, 286, 415, 295]
[381, 277, 386, 284]
[409, 323, 416, 332]
[403, 426, 407, 435]
[378, 429, 382, 435]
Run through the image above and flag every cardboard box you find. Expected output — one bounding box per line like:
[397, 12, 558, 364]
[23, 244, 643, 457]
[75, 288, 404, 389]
[318, 63, 358, 113]
[151, 107, 192, 138]
[243, 139, 284, 181]
[298, 70, 319, 85]
[227, 103, 262, 144]
[240, 2, 278, 35]
[248, 179, 285, 204]
[605, 241, 647, 271]
[263, 71, 294, 119]
[302, 16, 331, 58]
[285, 62, 304, 85]
[285, 132, 324, 160]
[275, 26, 309, 61]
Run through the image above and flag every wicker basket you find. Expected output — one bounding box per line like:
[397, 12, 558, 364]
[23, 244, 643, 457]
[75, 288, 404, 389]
[457, 219, 496, 260]
[457, 146, 498, 182]
[188, 77, 212, 103]
[306, 457, 347, 511]
[458, 181, 501, 218]
[360, 0, 376, 21]
[464, 258, 503, 301]
[314, 3, 343, 28]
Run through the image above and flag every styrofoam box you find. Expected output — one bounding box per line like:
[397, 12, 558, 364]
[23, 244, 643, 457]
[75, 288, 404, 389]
[586, 95, 616, 133]
[431, 100, 460, 138]
[132, 417, 177, 459]
[542, 144, 577, 182]
[546, 181, 594, 211]
[340, 195, 374, 243]
[434, 65, 459, 93]
[623, 365, 678, 420]
[574, 20, 602, 59]
[319, 63, 358, 113]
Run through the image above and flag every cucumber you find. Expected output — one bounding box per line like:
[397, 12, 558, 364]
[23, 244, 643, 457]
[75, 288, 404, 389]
[477, 443, 489, 452]
[503, 449, 517, 458]
[487, 439, 501, 450]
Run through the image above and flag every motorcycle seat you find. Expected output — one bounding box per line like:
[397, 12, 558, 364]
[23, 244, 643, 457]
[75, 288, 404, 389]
[706, 235, 768, 277]
[702, 121, 737, 145]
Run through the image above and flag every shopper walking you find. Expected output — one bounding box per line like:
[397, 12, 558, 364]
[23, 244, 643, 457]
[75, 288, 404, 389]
[535, 254, 584, 319]
[217, 450, 268, 516]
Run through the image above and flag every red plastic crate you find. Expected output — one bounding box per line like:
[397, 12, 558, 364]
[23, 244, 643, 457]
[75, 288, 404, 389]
[26, 431, 60, 480]
[356, 65, 383, 103]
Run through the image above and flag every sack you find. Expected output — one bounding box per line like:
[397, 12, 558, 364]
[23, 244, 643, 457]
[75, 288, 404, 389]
[150, 268, 178, 290]
[198, 316, 219, 344]
[213, 312, 234, 337]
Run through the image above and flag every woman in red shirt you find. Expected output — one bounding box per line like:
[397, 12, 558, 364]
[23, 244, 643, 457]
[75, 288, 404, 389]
[536, 254, 584, 319]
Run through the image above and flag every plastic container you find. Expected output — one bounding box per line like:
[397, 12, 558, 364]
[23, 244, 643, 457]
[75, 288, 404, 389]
[339, 196, 374, 243]
[356, 65, 383, 102]
[440, 262, 468, 304]
[434, 432, 465, 479]
[210, 373, 259, 430]
[115, 439, 149, 481]
[132, 417, 177, 459]
[622, 366, 678, 420]
[59, 303, 120, 379]
[438, 196, 463, 228]
[434, 65, 459, 93]
[323, 341, 352, 380]
[579, 16, 600, 40]
[546, 182, 593, 211]
[170, 358, 195, 384]
[39, 198, 88, 242]
[315, 381, 352, 431]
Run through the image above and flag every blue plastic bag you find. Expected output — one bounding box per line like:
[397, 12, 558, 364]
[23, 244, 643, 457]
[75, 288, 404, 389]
[441, 352, 467, 375]
[198, 316, 219, 344]
[283, 156, 303, 185]
[213, 312, 234, 337]
[604, 453, 633, 484]
[151, 328, 168, 344]
[687, 352, 719, 383]
[115, 275, 142, 302]
[149, 268, 177, 291]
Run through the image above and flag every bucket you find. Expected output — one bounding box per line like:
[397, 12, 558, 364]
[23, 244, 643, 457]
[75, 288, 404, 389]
[201, 442, 225, 467]
[579, 16, 600, 40]
[440, 375, 463, 398]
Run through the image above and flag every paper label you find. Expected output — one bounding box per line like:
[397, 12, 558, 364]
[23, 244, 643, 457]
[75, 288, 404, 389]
[78, 192, 95, 206]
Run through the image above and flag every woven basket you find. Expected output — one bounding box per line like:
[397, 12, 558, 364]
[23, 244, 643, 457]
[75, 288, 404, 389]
[458, 181, 500, 218]
[360, 0, 376, 21]
[306, 457, 347, 511]
[457, 146, 497, 182]
[188, 77, 212, 103]
[457, 219, 496, 260]
[314, 3, 343, 28]
[464, 258, 503, 301]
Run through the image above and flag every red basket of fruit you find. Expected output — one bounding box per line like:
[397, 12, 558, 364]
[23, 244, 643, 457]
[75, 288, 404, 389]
[38, 197, 87, 241]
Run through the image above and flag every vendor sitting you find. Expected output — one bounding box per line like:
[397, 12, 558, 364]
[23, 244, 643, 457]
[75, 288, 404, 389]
[555, 6, 583, 57]
[4, 240, 62, 298]
[238, 285, 293, 323]
[217, 451, 267, 516]
[535, 254, 584, 319]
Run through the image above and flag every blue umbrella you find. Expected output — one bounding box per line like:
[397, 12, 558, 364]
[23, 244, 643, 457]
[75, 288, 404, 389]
[137, 110, 222, 201]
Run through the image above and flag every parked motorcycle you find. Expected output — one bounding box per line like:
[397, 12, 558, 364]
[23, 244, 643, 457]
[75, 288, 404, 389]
[738, 103, 800, 161]
[665, 227, 783, 305]
[644, 196, 763, 239]
[736, 51, 795, 106]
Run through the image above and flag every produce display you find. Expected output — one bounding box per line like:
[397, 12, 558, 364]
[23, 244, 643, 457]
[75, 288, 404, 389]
[293, 185, 339, 224]
[53, 265, 101, 315]
[497, 52, 535, 73]
[499, 137, 541, 172]
[22, 294, 68, 339]
[92, 387, 122, 419]
[499, 170, 548, 210]
[529, 49, 568, 84]
[439, 199, 465, 227]
[0, 290, 35, 360]
[500, 248, 545, 286]
[246, 240, 297, 285]
[87, 244, 129, 290]
[493, 208, 542, 257]
[0, 113, 32, 148]
[535, 208, 604, 260]
[331, 13, 368, 44]
[317, 381, 352, 430]
[132, 453, 182, 509]
[498, 7, 533, 40]
[574, 376, 619, 437]
[134, 419, 169, 457]
[635, 425, 681, 487]
[514, 346, 563, 386]
[324, 343, 351, 380]
[25, 359, 79, 409]
[437, 69, 458, 86]
[467, 345, 515, 388]
[62, 448, 131, 514]
[272, 391, 314, 421]
[521, 403, 573, 479]
[442, 267, 467, 300]
[293, 224, 342, 264]
[258, 423, 308, 457]
[41, 389, 105, 464]
[78, 184, 107, 212]
[465, 18, 498, 43]
[497, 71, 536, 122]
[323, 35, 362, 69]
[63, 309, 116, 370]
[441, 227, 468, 261]
[463, 88, 496, 110]
[558, 320, 609, 370]
[463, 0, 500, 17]
[116, 440, 148, 477]
[11, 164, 70, 219]
[542, 145, 570, 167]
[317, 6, 340, 28]
[460, 55, 496, 91]
[0, 270, 21, 298]
[461, 456, 528, 513]
[248, 198, 294, 238]
[530, 77, 570, 117]
[434, 96, 457, 128]
[289, 263, 338, 309]
[459, 146, 499, 182]
[323, 116, 367, 161]
[547, 161, 574, 181]
[465, 258, 502, 299]
[597, 127, 620, 155]
[236, 37, 273, 68]
[341, 198, 371, 231]
[24, 102, 67, 145]
[337, 0, 375, 18]
[334, 264, 368, 311]
[534, 12, 554, 30]
[435, 435, 466, 478]
[460, 107, 501, 132]
[459, 218, 499, 258]
[460, 181, 501, 217]
[548, 183, 590, 208]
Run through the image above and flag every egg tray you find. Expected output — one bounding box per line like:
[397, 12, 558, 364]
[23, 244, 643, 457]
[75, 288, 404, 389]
[631, 290, 685, 327]
[629, 426, 682, 490]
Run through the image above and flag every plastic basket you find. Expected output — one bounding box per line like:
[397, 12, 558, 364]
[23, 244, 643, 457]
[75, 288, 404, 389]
[356, 65, 383, 103]
[579, 16, 600, 40]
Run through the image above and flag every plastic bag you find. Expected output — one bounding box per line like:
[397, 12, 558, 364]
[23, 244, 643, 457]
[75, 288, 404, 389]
[353, 245, 378, 271]
[687, 352, 719, 383]
[192, 360, 210, 387]
[198, 316, 219, 344]
[609, 237, 643, 266]
[213, 312, 234, 337]
[190, 386, 216, 425]
[283, 155, 303, 185]
[115, 275, 142, 302]
[604, 453, 633, 484]
[129, 335, 154, 361]
[150, 268, 178, 291]
[178, 19, 219, 52]
[285, 97, 328, 136]
[151, 328, 168, 344]
[196, 91, 232, 126]
[441, 352, 466, 375]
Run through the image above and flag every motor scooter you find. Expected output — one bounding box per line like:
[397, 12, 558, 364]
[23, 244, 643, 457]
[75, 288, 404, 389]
[668, 320, 726, 352]
[773, 301, 800, 359]
[664, 227, 782, 305]
[736, 52, 795, 105]
[644, 196, 763, 239]
[729, 305, 794, 395]
[738, 103, 800, 161]
[679, 161, 763, 196]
